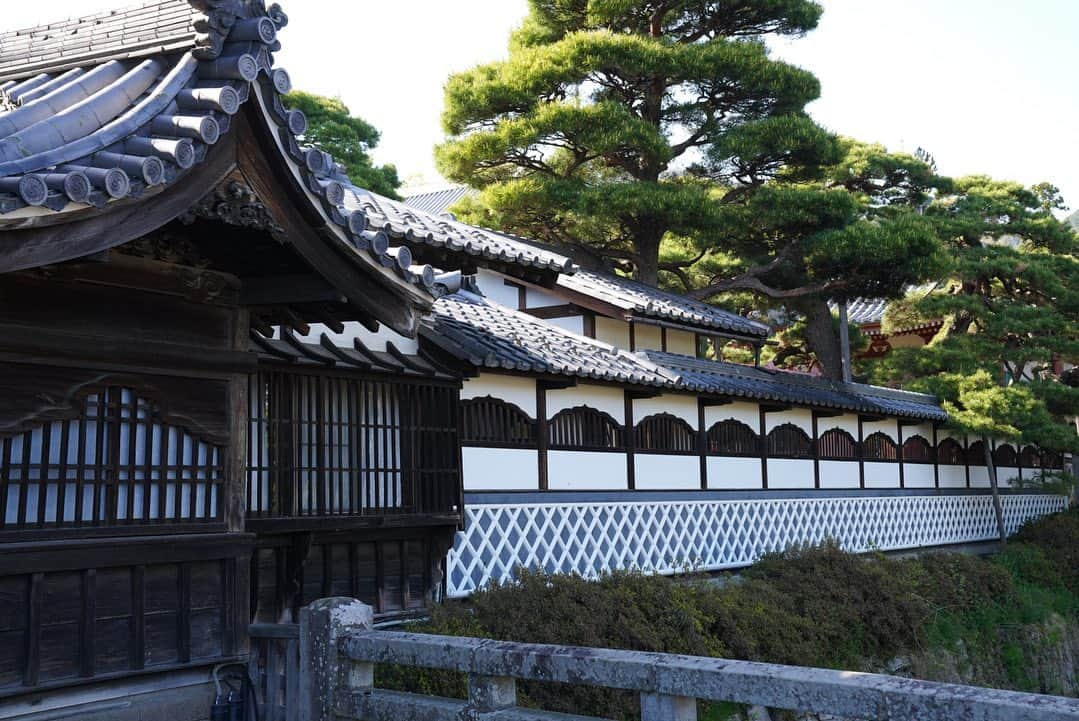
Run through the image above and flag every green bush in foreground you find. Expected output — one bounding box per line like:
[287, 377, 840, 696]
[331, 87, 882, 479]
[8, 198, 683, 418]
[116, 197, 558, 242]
[378, 509, 1079, 718]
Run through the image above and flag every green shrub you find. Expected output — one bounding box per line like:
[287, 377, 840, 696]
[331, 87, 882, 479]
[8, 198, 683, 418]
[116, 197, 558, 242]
[1012, 508, 1079, 593]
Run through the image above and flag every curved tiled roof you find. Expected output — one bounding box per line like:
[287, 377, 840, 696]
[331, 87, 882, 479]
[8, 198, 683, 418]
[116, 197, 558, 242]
[401, 185, 473, 217]
[559, 270, 770, 339]
[840, 297, 889, 325]
[349, 189, 575, 274]
[641, 350, 946, 422]
[423, 291, 675, 387]
[0, 0, 438, 303]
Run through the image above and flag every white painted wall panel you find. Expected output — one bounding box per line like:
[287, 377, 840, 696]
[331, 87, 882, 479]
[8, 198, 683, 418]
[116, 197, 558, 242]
[819, 414, 859, 437]
[634, 394, 698, 428]
[547, 384, 624, 420]
[819, 460, 860, 488]
[545, 315, 585, 335]
[766, 459, 815, 489]
[463, 448, 539, 490]
[766, 408, 813, 435]
[969, 466, 991, 488]
[863, 418, 899, 441]
[864, 462, 900, 488]
[634, 323, 663, 351]
[634, 455, 700, 489]
[704, 401, 759, 429]
[594, 316, 630, 349]
[997, 467, 1020, 487]
[666, 330, 696, 355]
[524, 285, 565, 307]
[938, 465, 967, 488]
[904, 464, 936, 488]
[462, 374, 537, 416]
[707, 456, 762, 489]
[547, 451, 628, 490]
[475, 269, 520, 308]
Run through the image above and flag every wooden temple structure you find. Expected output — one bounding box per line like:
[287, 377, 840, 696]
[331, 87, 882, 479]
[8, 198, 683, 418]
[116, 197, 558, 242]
[0, 3, 1070, 720]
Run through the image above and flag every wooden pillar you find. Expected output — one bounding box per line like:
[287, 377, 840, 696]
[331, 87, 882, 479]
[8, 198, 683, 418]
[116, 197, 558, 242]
[811, 411, 821, 489]
[629, 322, 636, 352]
[536, 382, 548, 491]
[698, 398, 707, 490]
[932, 424, 940, 492]
[226, 306, 250, 532]
[758, 405, 768, 490]
[964, 436, 971, 488]
[857, 416, 866, 489]
[625, 391, 636, 490]
[661, 327, 668, 352]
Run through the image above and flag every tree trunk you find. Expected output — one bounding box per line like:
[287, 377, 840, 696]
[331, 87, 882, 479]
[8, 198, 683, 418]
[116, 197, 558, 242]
[633, 224, 663, 285]
[800, 299, 843, 380]
[983, 435, 1007, 545]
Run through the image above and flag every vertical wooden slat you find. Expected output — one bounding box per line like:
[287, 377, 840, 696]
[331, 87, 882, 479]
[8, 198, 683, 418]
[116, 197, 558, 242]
[536, 384, 548, 491]
[81, 568, 96, 677]
[17, 429, 31, 526]
[265, 634, 281, 721]
[131, 565, 145, 670]
[624, 391, 635, 490]
[758, 406, 768, 490]
[178, 562, 191, 664]
[0, 437, 11, 530]
[75, 406, 88, 526]
[897, 419, 905, 489]
[37, 420, 52, 526]
[811, 412, 820, 490]
[24, 572, 43, 687]
[857, 416, 865, 489]
[285, 637, 300, 721]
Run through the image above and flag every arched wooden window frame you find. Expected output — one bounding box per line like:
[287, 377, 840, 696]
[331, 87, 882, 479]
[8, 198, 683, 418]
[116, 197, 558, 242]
[766, 423, 812, 459]
[460, 396, 537, 448]
[992, 443, 1017, 468]
[1041, 449, 1064, 470]
[635, 413, 696, 455]
[1019, 444, 1041, 468]
[706, 419, 760, 457]
[966, 440, 987, 467]
[863, 432, 899, 462]
[816, 428, 858, 460]
[548, 406, 624, 452]
[901, 435, 933, 464]
[937, 438, 965, 466]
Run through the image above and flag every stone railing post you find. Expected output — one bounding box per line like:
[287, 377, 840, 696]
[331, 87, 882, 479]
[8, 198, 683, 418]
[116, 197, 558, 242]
[641, 692, 698, 721]
[298, 597, 373, 721]
[468, 674, 517, 713]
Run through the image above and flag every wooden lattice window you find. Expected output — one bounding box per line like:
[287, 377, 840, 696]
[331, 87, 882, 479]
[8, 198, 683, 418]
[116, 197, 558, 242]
[966, 440, 987, 466]
[0, 386, 224, 535]
[548, 407, 623, 451]
[707, 419, 760, 457]
[247, 370, 460, 520]
[863, 432, 898, 461]
[460, 397, 536, 448]
[937, 438, 965, 465]
[767, 424, 811, 459]
[635, 413, 696, 454]
[816, 428, 857, 460]
[902, 435, 933, 463]
[993, 443, 1017, 467]
[1020, 445, 1041, 468]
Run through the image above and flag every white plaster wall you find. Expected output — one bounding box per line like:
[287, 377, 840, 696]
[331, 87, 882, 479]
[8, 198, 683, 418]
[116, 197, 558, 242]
[635, 455, 700, 490]
[292, 321, 419, 354]
[548, 451, 628, 490]
[634, 323, 663, 351]
[633, 393, 698, 428]
[765, 407, 814, 435]
[905, 423, 936, 446]
[594, 316, 631, 349]
[463, 448, 539, 490]
[666, 330, 697, 356]
[545, 315, 585, 335]
[864, 462, 900, 488]
[969, 466, 991, 488]
[547, 384, 624, 420]
[707, 456, 763, 489]
[462, 374, 537, 416]
[819, 460, 860, 489]
[766, 459, 815, 489]
[938, 465, 967, 488]
[524, 285, 565, 308]
[863, 418, 899, 441]
[704, 401, 759, 429]
[819, 414, 859, 437]
[997, 467, 1021, 487]
[904, 464, 936, 488]
[475, 269, 520, 308]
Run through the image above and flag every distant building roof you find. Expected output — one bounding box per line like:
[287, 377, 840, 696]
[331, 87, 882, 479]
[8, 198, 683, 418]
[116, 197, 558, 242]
[840, 297, 890, 325]
[423, 291, 946, 421]
[400, 185, 474, 216]
[559, 270, 770, 340]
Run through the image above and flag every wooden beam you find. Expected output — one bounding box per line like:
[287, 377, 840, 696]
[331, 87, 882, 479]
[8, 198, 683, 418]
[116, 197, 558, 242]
[698, 397, 708, 490]
[240, 274, 345, 305]
[625, 390, 636, 490]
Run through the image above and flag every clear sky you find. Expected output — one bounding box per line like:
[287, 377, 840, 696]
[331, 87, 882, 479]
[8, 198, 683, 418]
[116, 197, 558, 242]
[7, 1, 1078, 211]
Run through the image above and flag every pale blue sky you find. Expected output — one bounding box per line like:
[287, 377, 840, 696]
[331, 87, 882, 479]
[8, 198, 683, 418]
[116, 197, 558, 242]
[8, 1, 1078, 211]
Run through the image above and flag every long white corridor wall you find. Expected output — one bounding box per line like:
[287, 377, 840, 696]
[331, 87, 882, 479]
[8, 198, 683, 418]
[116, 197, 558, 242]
[444, 491, 1068, 597]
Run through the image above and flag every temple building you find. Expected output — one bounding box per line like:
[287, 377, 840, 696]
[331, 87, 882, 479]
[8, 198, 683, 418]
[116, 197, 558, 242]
[0, 3, 1068, 720]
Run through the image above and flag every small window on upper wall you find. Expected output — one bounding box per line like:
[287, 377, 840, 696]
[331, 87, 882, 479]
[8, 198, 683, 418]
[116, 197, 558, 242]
[767, 423, 812, 459]
[635, 413, 696, 454]
[460, 397, 537, 448]
[816, 428, 858, 460]
[863, 432, 898, 461]
[902, 435, 933, 463]
[937, 438, 965, 465]
[707, 419, 759, 457]
[548, 407, 624, 451]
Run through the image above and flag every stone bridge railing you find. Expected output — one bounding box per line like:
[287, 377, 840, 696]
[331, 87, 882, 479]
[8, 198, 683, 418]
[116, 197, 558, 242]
[297, 597, 1079, 721]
